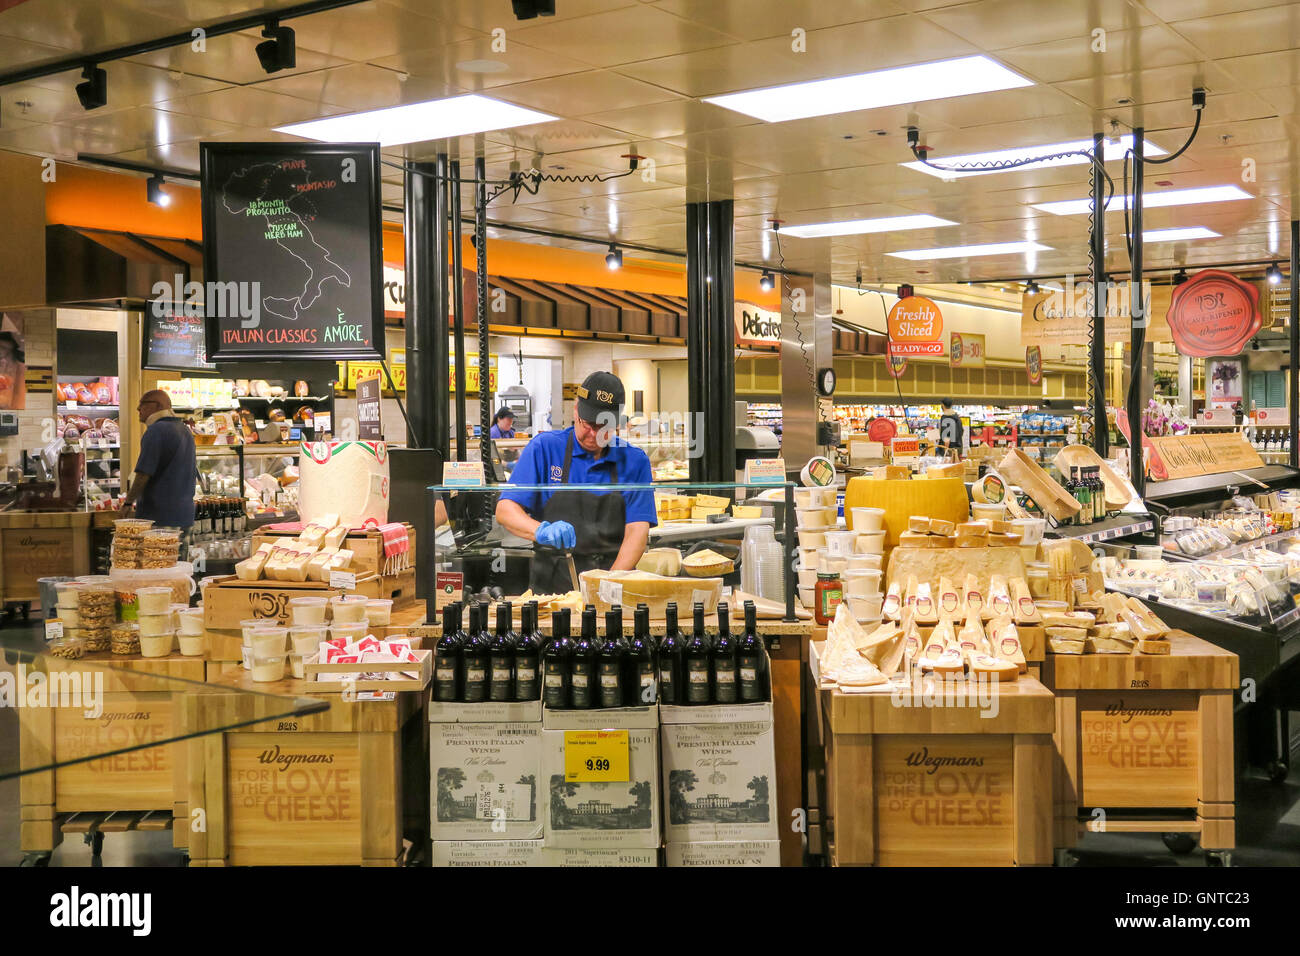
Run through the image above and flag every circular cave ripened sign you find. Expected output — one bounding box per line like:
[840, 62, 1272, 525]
[1165, 269, 1261, 357]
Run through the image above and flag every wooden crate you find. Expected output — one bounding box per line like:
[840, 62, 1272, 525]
[814, 643, 1056, 866]
[185, 670, 428, 866]
[18, 653, 204, 854]
[304, 648, 431, 693]
[0, 511, 92, 604]
[251, 523, 415, 577]
[1043, 630, 1238, 852]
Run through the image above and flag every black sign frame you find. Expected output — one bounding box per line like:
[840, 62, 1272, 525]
[141, 298, 218, 373]
[200, 141, 384, 363]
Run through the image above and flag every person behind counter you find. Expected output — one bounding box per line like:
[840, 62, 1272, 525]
[121, 390, 197, 547]
[495, 371, 655, 592]
[490, 407, 516, 440]
[937, 397, 965, 458]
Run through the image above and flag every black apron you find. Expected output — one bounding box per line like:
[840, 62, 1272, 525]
[530, 433, 628, 593]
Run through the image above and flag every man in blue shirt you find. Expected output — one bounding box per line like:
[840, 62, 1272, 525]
[121, 390, 197, 533]
[489, 408, 516, 440]
[496, 371, 655, 592]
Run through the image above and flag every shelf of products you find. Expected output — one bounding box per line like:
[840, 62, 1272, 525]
[746, 402, 782, 433]
[163, 376, 335, 445]
[58, 376, 121, 509]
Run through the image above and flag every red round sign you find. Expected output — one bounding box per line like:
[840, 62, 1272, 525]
[1165, 269, 1261, 357]
[867, 417, 897, 443]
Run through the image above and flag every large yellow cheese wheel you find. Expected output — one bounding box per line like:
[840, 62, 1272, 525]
[844, 476, 970, 548]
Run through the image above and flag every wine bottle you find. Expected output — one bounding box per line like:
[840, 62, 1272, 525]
[514, 601, 542, 701]
[737, 600, 767, 703]
[488, 602, 517, 702]
[570, 605, 597, 709]
[459, 602, 490, 703]
[542, 607, 573, 709]
[627, 603, 657, 705]
[1092, 467, 1105, 522]
[659, 601, 684, 705]
[598, 607, 626, 708]
[685, 602, 712, 705]
[433, 602, 461, 702]
[712, 603, 738, 704]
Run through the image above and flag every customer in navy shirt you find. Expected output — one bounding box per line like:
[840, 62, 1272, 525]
[122, 389, 197, 532]
[497, 372, 655, 591]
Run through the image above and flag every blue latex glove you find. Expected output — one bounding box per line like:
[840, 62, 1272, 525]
[535, 520, 576, 550]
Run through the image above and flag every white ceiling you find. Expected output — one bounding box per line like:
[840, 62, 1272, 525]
[1, 0, 1298, 283]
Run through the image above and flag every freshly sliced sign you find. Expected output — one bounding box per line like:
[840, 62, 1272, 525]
[887, 295, 943, 356]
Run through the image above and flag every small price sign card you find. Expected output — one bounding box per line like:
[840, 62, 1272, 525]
[563, 729, 629, 783]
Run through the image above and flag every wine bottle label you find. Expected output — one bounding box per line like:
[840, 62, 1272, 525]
[740, 667, 757, 682]
[516, 666, 535, 682]
[571, 673, 588, 687]
[466, 668, 485, 682]
[715, 669, 735, 682]
[436, 667, 456, 681]
[600, 673, 620, 688]
[492, 667, 512, 682]
[689, 669, 708, 682]
[544, 672, 563, 687]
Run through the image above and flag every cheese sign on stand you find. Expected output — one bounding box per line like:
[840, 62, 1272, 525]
[329, 569, 357, 591]
[356, 373, 382, 440]
[436, 571, 464, 603]
[442, 460, 486, 488]
[563, 730, 630, 783]
[887, 296, 944, 356]
[1255, 407, 1288, 425]
[1145, 432, 1264, 480]
[891, 435, 920, 464]
[744, 457, 786, 485]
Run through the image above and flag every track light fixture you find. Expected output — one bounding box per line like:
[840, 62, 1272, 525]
[1267, 262, 1283, 285]
[256, 20, 296, 74]
[1174, 268, 1189, 285]
[146, 173, 169, 207]
[1025, 278, 1040, 295]
[512, 0, 555, 20]
[759, 270, 774, 292]
[605, 244, 622, 270]
[75, 64, 107, 110]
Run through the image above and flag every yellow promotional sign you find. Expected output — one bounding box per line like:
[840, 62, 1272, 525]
[563, 730, 630, 783]
[949, 331, 986, 369]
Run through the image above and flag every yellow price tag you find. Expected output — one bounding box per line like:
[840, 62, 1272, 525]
[563, 730, 629, 783]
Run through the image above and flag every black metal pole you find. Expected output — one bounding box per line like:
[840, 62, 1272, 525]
[1290, 220, 1299, 468]
[450, 160, 468, 462]
[1091, 132, 1108, 456]
[1129, 130, 1146, 496]
[403, 162, 433, 448]
[431, 153, 451, 463]
[685, 203, 708, 484]
[709, 200, 737, 484]
[475, 155, 491, 476]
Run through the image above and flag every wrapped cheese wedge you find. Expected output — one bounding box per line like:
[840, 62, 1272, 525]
[1046, 625, 1089, 641]
[970, 654, 1019, 681]
[1009, 577, 1040, 623]
[908, 515, 931, 533]
[955, 522, 988, 537]
[322, 525, 349, 550]
[920, 627, 947, 661]
[305, 549, 336, 582]
[914, 582, 937, 624]
[882, 580, 903, 621]
[963, 573, 986, 619]
[859, 623, 906, 678]
[988, 574, 1013, 619]
[937, 575, 963, 617]
[904, 575, 919, 610]
[1119, 608, 1162, 641]
[990, 614, 1026, 673]
[929, 518, 955, 536]
[1086, 636, 1135, 654]
[820, 605, 861, 682]
[836, 656, 888, 688]
[1049, 636, 1086, 654]
[235, 550, 271, 581]
[1134, 638, 1171, 655]
[1043, 611, 1096, 629]
[281, 546, 318, 582]
[918, 648, 965, 678]
[901, 608, 922, 663]
[957, 616, 988, 660]
[898, 531, 934, 548]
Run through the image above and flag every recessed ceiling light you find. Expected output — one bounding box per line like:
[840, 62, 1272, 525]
[1032, 185, 1252, 216]
[782, 214, 957, 239]
[901, 135, 1165, 179]
[456, 59, 509, 74]
[1142, 227, 1220, 242]
[702, 55, 1031, 123]
[886, 240, 1052, 261]
[275, 94, 557, 147]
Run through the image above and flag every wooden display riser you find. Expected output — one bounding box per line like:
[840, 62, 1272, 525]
[813, 642, 1056, 866]
[0, 510, 93, 606]
[1042, 630, 1238, 853]
[185, 670, 428, 866]
[18, 652, 205, 854]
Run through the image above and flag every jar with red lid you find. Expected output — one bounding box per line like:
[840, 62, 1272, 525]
[814, 571, 843, 626]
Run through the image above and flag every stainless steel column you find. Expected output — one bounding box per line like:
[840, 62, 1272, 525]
[779, 272, 832, 469]
[1128, 130, 1145, 496]
[450, 159, 468, 461]
[1090, 131, 1108, 455]
[685, 200, 736, 483]
[403, 161, 434, 448]
[431, 153, 450, 462]
[1291, 220, 1299, 468]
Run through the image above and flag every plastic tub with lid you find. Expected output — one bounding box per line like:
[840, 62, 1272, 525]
[109, 562, 195, 620]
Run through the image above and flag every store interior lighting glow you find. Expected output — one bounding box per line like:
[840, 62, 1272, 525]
[781, 214, 956, 238]
[276, 94, 557, 146]
[1141, 227, 1220, 242]
[901, 135, 1166, 178]
[886, 240, 1051, 261]
[1031, 185, 1252, 216]
[702, 55, 1031, 123]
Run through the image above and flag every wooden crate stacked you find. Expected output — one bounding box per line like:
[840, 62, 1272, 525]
[18, 653, 204, 859]
[812, 642, 1055, 866]
[251, 523, 417, 608]
[201, 577, 349, 679]
[1043, 630, 1238, 858]
[660, 700, 780, 867]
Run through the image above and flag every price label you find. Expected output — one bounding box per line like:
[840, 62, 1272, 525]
[563, 729, 629, 783]
[44, 620, 64, 641]
[330, 569, 357, 590]
[353, 690, 395, 702]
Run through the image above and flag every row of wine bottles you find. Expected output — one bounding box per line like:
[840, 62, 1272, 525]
[432, 598, 770, 708]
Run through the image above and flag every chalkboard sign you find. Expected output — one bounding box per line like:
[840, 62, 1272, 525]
[200, 142, 384, 362]
[142, 299, 215, 372]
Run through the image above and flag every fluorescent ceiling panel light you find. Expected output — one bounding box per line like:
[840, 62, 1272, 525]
[1142, 227, 1220, 242]
[781, 214, 957, 238]
[275, 94, 557, 147]
[703, 55, 1031, 123]
[1032, 185, 1252, 216]
[901, 135, 1165, 178]
[886, 240, 1052, 261]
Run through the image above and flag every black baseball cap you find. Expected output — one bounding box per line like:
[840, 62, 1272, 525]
[575, 370, 624, 423]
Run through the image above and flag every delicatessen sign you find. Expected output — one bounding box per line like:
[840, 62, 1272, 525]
[734, 302, 781, 346]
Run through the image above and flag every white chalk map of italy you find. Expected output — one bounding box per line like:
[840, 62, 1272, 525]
[220, 160, 352, 322]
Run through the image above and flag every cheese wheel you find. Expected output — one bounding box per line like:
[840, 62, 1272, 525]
[929, 518, 955, 536]
[908, 515, 931, 533]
